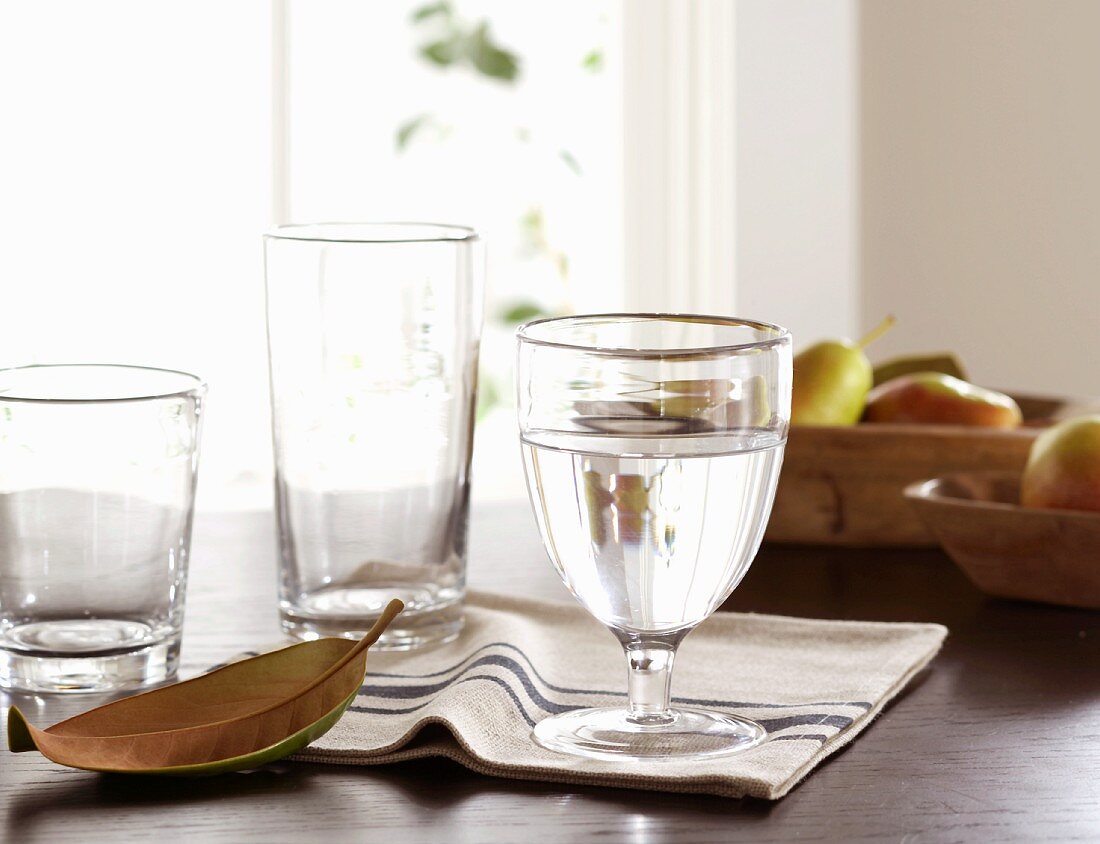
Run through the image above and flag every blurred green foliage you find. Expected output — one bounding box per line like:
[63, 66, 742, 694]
[395, 114, 429, 150]
[580, 48, 604, 72]
[411, 2, 520, 82]
[395, 113, 451, 151]
[475, 367, 501, 421]
[401, 2, 603, 419]
[500, 301, 551, 324]
[519, 206, 569, 280]
[558, 149, 582, 176]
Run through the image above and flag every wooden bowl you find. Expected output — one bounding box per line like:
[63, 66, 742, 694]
[904, 471, 1100, 609]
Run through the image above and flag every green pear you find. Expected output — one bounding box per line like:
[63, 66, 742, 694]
[791, 316, 895, 426]
[872, 352, 967, 387]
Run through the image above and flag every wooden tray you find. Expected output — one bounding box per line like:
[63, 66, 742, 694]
[765, 393, 1090, 547]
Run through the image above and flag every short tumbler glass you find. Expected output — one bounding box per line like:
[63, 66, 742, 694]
[0, 364, 205, 693]
[264, 223, 483, 649]
[517, 314, 791, 761]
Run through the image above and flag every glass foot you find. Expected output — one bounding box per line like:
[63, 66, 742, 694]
[533, 706, 767, 762]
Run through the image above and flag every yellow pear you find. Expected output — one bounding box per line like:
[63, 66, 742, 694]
[791, 316, 895, 426]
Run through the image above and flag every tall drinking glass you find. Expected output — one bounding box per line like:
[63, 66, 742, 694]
[517, 314, 791, 760]
[264, 223, 483, 649]
[0, 364, 205, 693]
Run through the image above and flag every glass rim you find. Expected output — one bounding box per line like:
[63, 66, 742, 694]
[516, 313, 792, 358]
[0, 364, 207, 404]
[263, 221, 480, 244]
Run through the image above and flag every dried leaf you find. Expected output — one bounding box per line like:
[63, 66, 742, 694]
[7, 600, 403, 775]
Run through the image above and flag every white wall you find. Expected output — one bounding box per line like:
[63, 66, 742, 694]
[735, 0, 859, 347]
[860, 0, 1100, 396]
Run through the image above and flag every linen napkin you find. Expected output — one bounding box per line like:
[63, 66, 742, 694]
[278, 591, 946, 800]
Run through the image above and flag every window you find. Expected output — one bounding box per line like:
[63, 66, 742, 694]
[1, 1, 626, 506]
[284, 0, 625, 500]
[0, 3, 271, 508]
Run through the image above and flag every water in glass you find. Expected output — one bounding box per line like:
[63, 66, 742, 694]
[521, 427, 783, 634]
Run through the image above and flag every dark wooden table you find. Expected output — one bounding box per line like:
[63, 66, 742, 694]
[3, 504, 1098, 843]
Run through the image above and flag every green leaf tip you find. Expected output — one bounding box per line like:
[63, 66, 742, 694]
[7, 706, 36, 753]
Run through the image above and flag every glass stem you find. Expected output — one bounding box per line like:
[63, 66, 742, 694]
[619, 635, 682, 726]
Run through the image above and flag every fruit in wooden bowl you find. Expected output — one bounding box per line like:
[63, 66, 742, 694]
[905, 471, 1100, 609]
[1020, 416, 1100, 512]
[777, 316, 1058, 545]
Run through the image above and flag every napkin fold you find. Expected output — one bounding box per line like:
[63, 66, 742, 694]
[290, 591, 946, 800]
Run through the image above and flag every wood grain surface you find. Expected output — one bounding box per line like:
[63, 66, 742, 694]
[2, 504, 1098, 843]
[767, 424, 1037, 547]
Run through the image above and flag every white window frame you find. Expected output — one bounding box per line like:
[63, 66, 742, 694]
[271, 0, 291, 227]
[622, 0, 737, 316]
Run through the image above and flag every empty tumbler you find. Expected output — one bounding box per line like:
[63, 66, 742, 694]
[264, 223, 483, 649]
[0, 364, 205, 693]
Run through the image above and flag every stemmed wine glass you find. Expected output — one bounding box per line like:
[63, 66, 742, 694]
[517, 314, 792, 761]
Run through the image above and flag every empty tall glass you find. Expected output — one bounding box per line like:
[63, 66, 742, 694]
[264, 223, 483, 649]
[517, 315, 791, 760]
[0, 364, 205, 693]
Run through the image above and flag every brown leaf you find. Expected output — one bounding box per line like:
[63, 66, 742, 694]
[6, 599, 403, 775]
